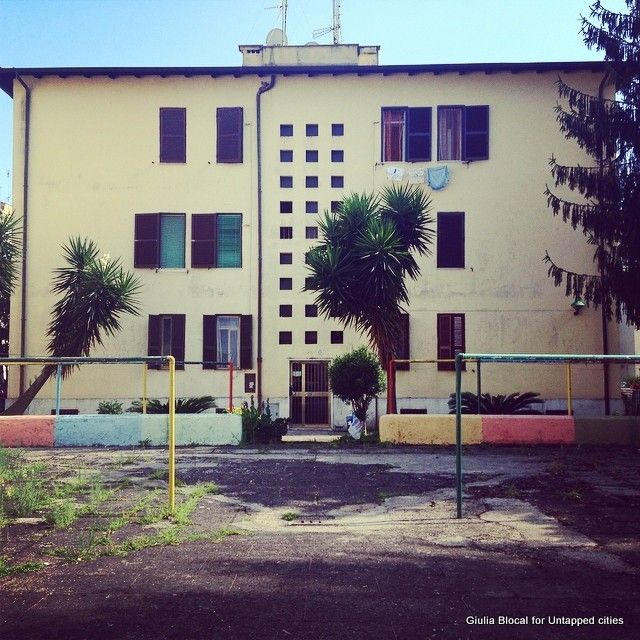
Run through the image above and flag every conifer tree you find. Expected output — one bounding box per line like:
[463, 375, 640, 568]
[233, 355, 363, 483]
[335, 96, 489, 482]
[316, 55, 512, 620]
[544, 1, 640, 327]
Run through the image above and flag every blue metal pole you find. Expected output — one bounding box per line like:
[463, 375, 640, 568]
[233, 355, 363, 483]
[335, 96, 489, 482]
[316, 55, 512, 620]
[55, 364, 62, 417]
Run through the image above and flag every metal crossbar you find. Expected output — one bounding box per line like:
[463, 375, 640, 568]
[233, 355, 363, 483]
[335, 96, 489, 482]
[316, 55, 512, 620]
[1, 355, 177, 513]
[454, 353, 640, 518]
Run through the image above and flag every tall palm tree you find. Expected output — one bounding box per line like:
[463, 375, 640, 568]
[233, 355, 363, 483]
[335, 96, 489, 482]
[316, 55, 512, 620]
[304, 184, 434, 368]
[2, 237, 141, 415]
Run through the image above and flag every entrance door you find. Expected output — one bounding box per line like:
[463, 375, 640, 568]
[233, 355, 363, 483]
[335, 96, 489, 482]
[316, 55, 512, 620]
[289, 361, 331, 426]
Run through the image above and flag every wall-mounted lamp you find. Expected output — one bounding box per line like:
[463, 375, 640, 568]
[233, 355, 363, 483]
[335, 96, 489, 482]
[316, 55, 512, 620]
[571, 297, 585, 315]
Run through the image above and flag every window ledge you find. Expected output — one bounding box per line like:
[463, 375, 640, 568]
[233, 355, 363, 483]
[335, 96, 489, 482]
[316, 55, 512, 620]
[155, 268, 189, 273]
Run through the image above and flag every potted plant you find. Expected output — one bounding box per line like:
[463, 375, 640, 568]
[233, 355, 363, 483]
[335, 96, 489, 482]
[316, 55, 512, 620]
[620, 375, 640, 416]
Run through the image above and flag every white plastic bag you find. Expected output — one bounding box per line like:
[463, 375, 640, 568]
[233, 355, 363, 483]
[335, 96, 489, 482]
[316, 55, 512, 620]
[348, 415, 363, 440]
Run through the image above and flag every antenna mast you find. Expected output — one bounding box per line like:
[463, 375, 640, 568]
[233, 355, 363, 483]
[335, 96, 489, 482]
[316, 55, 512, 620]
[313, 0, 342, 44]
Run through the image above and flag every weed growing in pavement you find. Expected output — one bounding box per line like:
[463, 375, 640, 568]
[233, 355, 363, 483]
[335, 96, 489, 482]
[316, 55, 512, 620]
[0, 555, 45, 577]
[281, 511, 300, 521]
[46, 499, 78, 529]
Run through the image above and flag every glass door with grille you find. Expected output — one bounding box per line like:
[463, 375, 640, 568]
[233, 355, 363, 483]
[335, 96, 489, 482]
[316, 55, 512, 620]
[289, 361, 331, 426]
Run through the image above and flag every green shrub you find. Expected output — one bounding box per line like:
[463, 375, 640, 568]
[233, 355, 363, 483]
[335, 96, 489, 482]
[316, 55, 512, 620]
[240, 397, 288, 444]
[127, 396, 217, 414]
[97, 400, 123, 414]
[447, 391, 544, 415]
[329, 347, 384, 422]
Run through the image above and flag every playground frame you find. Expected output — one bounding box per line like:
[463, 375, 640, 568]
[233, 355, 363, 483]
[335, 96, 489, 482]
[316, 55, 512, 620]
[454, 353, 640, 518]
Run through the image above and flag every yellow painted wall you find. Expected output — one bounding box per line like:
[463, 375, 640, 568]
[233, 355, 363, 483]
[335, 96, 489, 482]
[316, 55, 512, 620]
[379, 414, 482, 445]
[7, 65, 625, 415]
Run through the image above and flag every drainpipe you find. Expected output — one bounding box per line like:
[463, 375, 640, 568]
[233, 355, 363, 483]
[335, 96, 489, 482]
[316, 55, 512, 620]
[256, 75, 276, 406]
[16, 75, 31, 395]
[597, 70, 612, 415]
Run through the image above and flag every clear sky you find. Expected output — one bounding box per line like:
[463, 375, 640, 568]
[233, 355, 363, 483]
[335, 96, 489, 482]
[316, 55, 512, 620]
[0, 0, 627, 203]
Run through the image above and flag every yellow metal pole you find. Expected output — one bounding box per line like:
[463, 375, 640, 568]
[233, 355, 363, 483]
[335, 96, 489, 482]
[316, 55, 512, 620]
[566, 363, 573, 416]
[168, 356, 176, 514]
[142, 363, 148, 415]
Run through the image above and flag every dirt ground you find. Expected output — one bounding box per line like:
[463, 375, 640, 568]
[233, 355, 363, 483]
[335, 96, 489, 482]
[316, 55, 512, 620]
[1, 443, 639, 640]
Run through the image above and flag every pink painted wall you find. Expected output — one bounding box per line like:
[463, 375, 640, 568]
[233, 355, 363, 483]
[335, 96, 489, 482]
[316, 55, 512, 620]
[482, 415, 575, 444]
[0, 416, 55, 447]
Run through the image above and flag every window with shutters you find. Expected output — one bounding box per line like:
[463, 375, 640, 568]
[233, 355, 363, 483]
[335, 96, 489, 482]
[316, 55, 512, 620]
[437, 105, 489, 161]
[190, 213, 242, 268]
[147, 314, 185, 370]
[437, 313, 466, 371]
[437, 212, 465, 268]
[134, 213, 185, 269]
[381, 107, 432, 162]
[202, 314, 252, 369]
[216, 107, 243, 163]
[159, 108, 186, 163]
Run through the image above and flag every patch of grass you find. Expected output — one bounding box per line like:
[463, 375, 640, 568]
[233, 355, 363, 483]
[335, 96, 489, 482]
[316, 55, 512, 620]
[0, 556, 45, 577]
[138, 439, 153, 449]
[281, 511, 300, 521]
[1, 459, 49, 517]
[46, 499, 78, 529]
[375, 490, 392, 504]
[504, 484, 522, 498]
[171, 483, 218, 526]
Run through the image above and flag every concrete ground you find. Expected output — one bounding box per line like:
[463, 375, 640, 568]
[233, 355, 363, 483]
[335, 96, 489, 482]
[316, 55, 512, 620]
[1, 444, 639, 639]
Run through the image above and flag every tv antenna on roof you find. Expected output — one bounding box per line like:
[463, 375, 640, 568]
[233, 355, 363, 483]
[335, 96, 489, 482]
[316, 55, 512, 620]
[265, 0, 288, 43]
[313, 0, 342, 44]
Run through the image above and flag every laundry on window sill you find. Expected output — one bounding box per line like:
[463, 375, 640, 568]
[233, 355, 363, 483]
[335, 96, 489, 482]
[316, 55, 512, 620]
[427, 165, 450, 190]
[407, 168, 426, 184]
[386, 166, 404, 182]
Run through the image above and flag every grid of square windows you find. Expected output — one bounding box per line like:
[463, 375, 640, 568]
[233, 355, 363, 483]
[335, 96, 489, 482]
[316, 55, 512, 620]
[305, 331, 318, 344]
[306, 150, 318, 162]
[331, 176, 344, 188]
[280, 277, 293, 290]
[331, 201, 341, 212]
[280, 252, 293, 265]
[305, 304, 318, 317]
[332, 123, 344, 136]
[331, 150, 344, 162]
[330, 331, 344, 344]
[280, 226, 293, 239]
[305, 226, 318, 239]
[306, 176, 319, 188]
[280, 176, 293, 188]
[280, 124, 293, 136]
[279, 305, 292, 317]
[280, 149, 293, 162]
[279, 331, 293, 344]
[306, 201, 319, 214]
[306, 124, 318, 136]
[280, 201, 293, 214]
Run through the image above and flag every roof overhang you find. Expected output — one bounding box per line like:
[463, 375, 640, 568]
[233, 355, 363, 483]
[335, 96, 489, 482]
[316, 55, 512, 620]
[0, 61, 608, 98]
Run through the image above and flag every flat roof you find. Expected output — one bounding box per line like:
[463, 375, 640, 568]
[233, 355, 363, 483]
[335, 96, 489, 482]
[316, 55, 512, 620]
[0, 61, 607, 97]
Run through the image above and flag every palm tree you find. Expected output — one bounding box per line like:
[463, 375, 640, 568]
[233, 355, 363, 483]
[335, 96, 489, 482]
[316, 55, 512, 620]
[304, 184, 434, 370]
[2, 237, 141, 415]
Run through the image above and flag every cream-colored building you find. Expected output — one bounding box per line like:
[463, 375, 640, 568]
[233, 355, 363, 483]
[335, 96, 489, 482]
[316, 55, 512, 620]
[0, 45, 631, 421]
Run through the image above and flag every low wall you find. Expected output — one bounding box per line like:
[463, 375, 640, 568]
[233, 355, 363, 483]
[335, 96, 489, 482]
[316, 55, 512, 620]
[0, 413, 242, 447]
[380, 414, 640, 445]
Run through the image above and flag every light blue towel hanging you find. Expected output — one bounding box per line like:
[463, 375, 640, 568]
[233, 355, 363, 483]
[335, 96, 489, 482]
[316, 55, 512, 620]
[427, 165, 450, 190]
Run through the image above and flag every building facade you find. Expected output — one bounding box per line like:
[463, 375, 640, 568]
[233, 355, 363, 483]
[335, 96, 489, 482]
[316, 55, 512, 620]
[0, 45, 630, 421]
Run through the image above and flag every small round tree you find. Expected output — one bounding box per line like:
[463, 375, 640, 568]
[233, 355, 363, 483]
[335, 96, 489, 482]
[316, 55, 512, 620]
[328, 347, 384, 428]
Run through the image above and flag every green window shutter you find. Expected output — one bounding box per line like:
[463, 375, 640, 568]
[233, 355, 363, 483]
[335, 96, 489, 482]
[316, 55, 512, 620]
[159, 108, 186, 163]
[147, 315, 162, 369]
[134, 213, 160, 268]
[203, 315, 218, 369]
[159, 214, 185, 268]
[240, 315, 253, 370]
[396, 313, 411, 371]
[217, 107, 243, 163]
[191, 214, 217, 268]
[216, 214, 242, 267]
[464, 106, 489, 161]
[171, 314, 186, 371]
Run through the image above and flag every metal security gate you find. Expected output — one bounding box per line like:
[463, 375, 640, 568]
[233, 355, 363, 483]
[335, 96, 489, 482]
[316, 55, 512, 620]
[289, 361, 331, 426]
